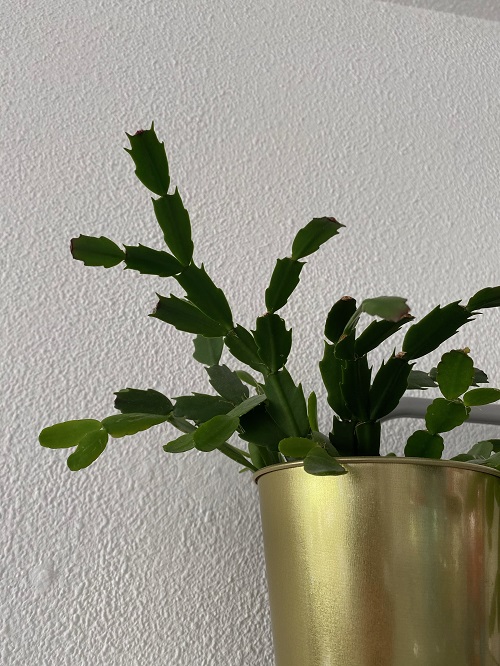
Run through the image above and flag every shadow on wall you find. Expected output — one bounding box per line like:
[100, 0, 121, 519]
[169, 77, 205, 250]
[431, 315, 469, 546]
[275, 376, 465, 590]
[378, 0, 500, 22]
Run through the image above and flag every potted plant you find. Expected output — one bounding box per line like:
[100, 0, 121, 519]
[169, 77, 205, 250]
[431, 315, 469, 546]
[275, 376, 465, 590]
[39, 124, 500, 665]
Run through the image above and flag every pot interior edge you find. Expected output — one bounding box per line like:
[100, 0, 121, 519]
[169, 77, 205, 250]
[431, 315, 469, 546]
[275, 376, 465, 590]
[252, 457, 500, 484]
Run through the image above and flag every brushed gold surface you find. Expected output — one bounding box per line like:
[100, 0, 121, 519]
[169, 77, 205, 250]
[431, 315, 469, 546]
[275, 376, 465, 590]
[256, 459, 500, 666]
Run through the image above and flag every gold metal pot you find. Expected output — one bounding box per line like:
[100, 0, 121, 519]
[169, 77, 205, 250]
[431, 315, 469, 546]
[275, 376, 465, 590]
[255, 458, 500, 666]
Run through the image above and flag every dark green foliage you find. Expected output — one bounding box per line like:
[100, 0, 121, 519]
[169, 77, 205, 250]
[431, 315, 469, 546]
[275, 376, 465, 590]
[429, 365, 488, 386]
[248, 442, 275, 469]
[466, 287, 500, 311]
[279, 437, 316, 458]
[151, 188, 193, 265]
[225, 394, 267, 418]
[163, 433, 196, 453]
[193, 335, 224, 366]
[67, 429, 108, 471]
[425, 399, 469, 434]
[334, 332, 356, 361]
[340, 357, 371, 422]
[114, 388, 173, 415]
[324, 297, 357, 344]
[330, 418, 357, 456]
[174, 394, 233, 424]
[193, 415, 240, 452]
[239, 404, 287, 451]
[264, 369, 309, 438]
[236, 370, 263, 391]
[291, 217, 344, 260]
[405, 430, 444, 459]
[303, 446, 347, 476]
[369, 355, 413, 421]
[101, 413, 169, 438]
[355, 315, 413, 357]
[436, 350, 474, 400]
[218, 443, 258, 471]
[41, 124, 500, 476]
[176, 264, 233, 331]
[124, 244, 183, 277]
[39, 419, 103, 449]
[265, 258, 304, 313]
[472, 368, 489, 385]
[355, 421, 381, 456]
[206, 365, 249, 404]
[489, 440, 500, 453]
[402, 302, 473, 360]
[224, 325, 267, 374]
[253, 313, 292, 373]
[124, 123, 170, 195]
[467, 441, 494, 459]
[407, 370, 437, 390]
[319, 343, 352, 421]
[307, 392, 319, 432]
[463, 388, 500, 407]
[151, 294, 227, 337]
[71, 235, 124, 268]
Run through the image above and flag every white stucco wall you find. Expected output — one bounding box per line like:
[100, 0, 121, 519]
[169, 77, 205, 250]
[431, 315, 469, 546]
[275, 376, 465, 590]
[3, 1, 500, 664]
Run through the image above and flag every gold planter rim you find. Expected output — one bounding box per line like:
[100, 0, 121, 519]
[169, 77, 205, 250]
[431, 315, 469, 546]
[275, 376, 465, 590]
[253, 456, 500, 483]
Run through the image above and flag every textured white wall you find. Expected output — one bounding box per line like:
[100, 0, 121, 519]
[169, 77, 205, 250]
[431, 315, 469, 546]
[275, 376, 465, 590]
[3, 1, 500, 664]
[382, 0, 500, 22]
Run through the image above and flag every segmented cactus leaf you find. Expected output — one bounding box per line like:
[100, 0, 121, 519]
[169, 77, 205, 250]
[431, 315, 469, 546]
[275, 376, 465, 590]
[303, 445, 347, 476]
[193, 335, 224, 367]
[39, 419, 103, 449]
[253, 313, 292, 373]
[67, 429, 108, 471]
[71, 235, 124, 268]
[264, 369, 309, 437]
[224, 326, 267, 374]
[176, 263, 233, 331]
[265, 257, 304, 313]
[151, 294, 227, 337]
[152, 188, 193, 265]
[163, 433, 195, 453]
[319, 343, 352, 420]
[340, 357, 371, 422]
[466, 286, 500, 311]
[436, 350, 474, 400]
[279, 437, 316, 457]
[124, 123, 170, 196]
[239, 403, 287, 451]
[424, 398, 469, 434]
[174, 394, 233, 424]
[369, 356, 413, 420]
[114, 388, 173, 415]
[124, 244, 182, 277]
[463, 388, 500, 407]
[324, 297, 357, 344]
[402, 302, 473, 360]
[206, 365, 249, 404]
[404, 430, 444, 459]
[406, 370, 437, 390]
[355, 315, 413, 357]
[193, 415, 240, 452]
[355, 421, 381, 456]
[291, 217, 344, 260]
[101, 413, 169, 438]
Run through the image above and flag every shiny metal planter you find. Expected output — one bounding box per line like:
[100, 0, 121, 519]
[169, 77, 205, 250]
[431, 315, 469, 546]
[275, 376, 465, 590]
[255, 458, 500, 666]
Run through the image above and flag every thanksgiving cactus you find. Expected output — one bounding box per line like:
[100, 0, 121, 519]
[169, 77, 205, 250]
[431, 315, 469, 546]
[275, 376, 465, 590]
[39, 124, 500, 475]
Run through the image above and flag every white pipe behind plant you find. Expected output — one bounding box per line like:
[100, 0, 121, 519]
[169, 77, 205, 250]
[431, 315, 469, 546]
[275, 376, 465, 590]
[383, 397, 500, 427]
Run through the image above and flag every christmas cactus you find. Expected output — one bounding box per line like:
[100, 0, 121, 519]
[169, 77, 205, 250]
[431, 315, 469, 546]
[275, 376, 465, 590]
[39, 124, 500, 476]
